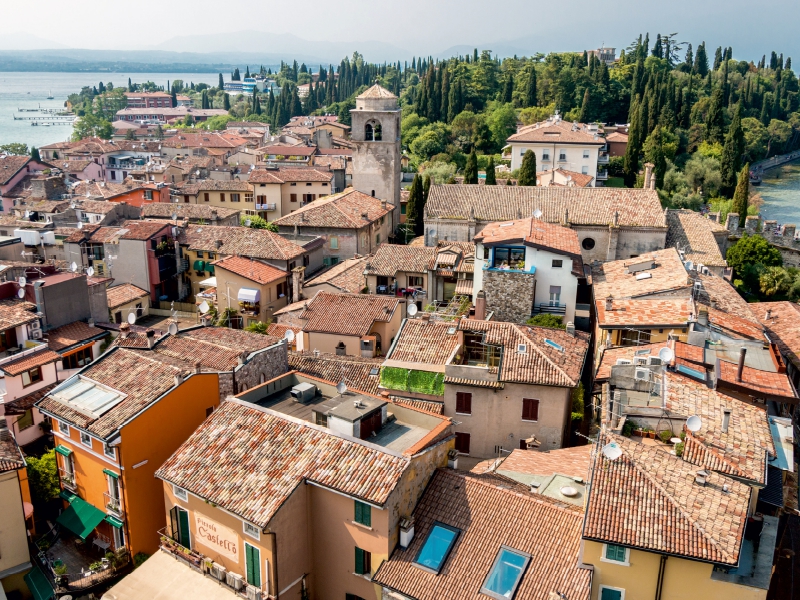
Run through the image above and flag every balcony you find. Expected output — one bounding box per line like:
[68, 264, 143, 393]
[596, 169, 608, 181]
[598, 152, 610, 164]
[532, 302, 566, 316]
[59, 468, 76, 491]
[0, 340, 47, 365]
[483, 263, 536, 275]
[255, 203, 277, 211]
[104, 492, 124, 519]
[238, 302, 260, 316]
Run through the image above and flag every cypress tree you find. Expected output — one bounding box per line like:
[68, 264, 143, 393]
[223, 93, 231, 111]
[684, 44, 693, 70]
[503, 72, 513, 104]
[405, 174, 423, 238]
[30, 147, 40, 162]
[441, 66, 450, 123]
[720, 103, 744, 196]
[447, 79, 459, 122]
[731, 163, 750, 217]
[770, 51, 778, 70]
[713, 47, 723, 70]
[171, 88, 177, 108]
[128, 77, 133, 92]
[422, 174, 431, 215]
[525, 64, 537, 108]
[694, 43, 709, 77]
[517, 150, 537, 186]
[652, 34, 662, 58]
[485, 156, 497, 185]
[644, 126, 667, 189]
[245, 66, 250, 78]
[705, 88, 724, 144]
[464, 151, 479, 184]
[579, 88, 591, 123]
[624, 95, 642, 187]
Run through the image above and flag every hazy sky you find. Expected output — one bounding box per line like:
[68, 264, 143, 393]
[6, 0, 799, 61]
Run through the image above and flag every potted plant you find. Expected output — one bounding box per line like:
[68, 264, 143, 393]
[54, 563, 68, 585]
[658, 430, 674, 444]
[89, 560, 103, 572]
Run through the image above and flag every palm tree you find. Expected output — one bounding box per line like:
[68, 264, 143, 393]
[760, 266, 789, 297]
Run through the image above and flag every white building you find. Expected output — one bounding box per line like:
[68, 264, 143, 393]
[506, 113, 609, 186]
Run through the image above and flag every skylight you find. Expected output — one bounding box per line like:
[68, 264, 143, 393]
[635, 272, 652, 280]
[544, 339, 564, 352]
[481, 546, 531, 600]
[413, 522, 460, 574]
[676, 363, 706, 380]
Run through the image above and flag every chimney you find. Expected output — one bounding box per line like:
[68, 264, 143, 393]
[765, 308, 772, 321]
[605, 296, 613, 311]
[698, 307, 709, 326]
[292, 267, 305, 301]
[650, 174, 656, 191]
[474, 290, 486, 320]
[145, 328, 156, 349]
[119, 322, 130, 339]
[238, 351, 248, 366]
[643, 162, 654, 189]
[194, 361, 202, 374]
[88, 318, 95, 328]
[566, 321, 576, 337]
[381, 199, 387, 210]
[399, 518, 415, 549]
[0, 419, 11, 441]
[215, 239, 223, 250]
[174, 372, 183, 387]
[722, 409, 731, 433]
[736, 347, 747, 382]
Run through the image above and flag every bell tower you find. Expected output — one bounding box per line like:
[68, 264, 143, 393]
[351, 84, 401, 224]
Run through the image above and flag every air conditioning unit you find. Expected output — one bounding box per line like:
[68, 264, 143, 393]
[634, 356, 648, 365]
[615, 359, 631, 365]
[30, 329, 42, 340]
[647, 356, 662, 366]
[211, 563, 227, 581]
[246, 585, 262, 600]
[30, 320, 41, 331]
[634, 368, 649, 381]
[226, 572, 244, 591]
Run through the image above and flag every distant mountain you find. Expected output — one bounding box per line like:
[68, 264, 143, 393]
[0, 33, 68, 51]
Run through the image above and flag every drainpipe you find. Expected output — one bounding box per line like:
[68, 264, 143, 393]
[737, 347, 747, 382]
[654, 555, 667, 600]
[266, 531, 279, 599]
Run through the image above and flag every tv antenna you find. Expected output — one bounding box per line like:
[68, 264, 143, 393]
[198, 300, 210, 314]
[18, 276, 26, 287]
[168, 322, 178, 335]
[533, 208, 543, 219]
[17, 288, 25, 299]
[77, 221, 84, 230]
[70, 262, 78, 273]
[284, 329, 295, 342]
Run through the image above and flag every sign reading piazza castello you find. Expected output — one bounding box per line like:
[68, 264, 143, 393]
[195, 513, 239, 560]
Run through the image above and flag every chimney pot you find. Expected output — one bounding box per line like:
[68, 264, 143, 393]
[474, 290, 486, 321]
[605, 296, 613, 311]
[737, 347, 747, 382]
[194, 361, 202, 374]
[722, 409, 731, 433]
[566, 321, 576, 337]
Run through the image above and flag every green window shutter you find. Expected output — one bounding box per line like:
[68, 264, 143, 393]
[605, 544, 626, 562]
[355, 501, 371, 527]
[355, 547, 364, 574]
[178, 508, 190, 549]
[245, 543, 261, 587]
[601, 588, 622, 600]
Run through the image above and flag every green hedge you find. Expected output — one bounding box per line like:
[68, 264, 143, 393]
[380, 367, 445, 396]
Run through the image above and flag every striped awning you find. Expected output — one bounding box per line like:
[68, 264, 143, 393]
[454, 279, 474, 296]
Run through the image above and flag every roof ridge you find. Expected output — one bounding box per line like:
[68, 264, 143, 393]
[514, 324, 578, 386]
[615, 436, 738, 563]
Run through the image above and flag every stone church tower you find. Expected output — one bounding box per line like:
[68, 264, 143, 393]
[350, 84, 401, 226]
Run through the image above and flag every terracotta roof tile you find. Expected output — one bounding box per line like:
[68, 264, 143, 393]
[0, 435, 25, 473]
[508, 118, 604, 144]
[299, 291, 398, 337]
[288, 350, 381, 395]
[46, 321, 108, 352]
[717, 359, 796, 400]
[666, 209, 727, 267]
[273, 188, 394, 229]
[695, 273, 760, 323]
[180, 224, 306, 261]
[0, 348, 61, 376]
[357, 84, 397, 99]
[386, 320, 460, 366]
[141, 203, 240, 220]
[592, 248, 690, 299]
[119, 221, 170, 241]
[426, 185, 666, 228]
[212, 256, 287, 285]
[155, 400, 410, 528]
[536, 168, 595, 187]
[151, 329, 281, 371]
[595, 298, 693, 328]
[0, 156, 30, 186]
[3, 382, 58, 416]
[107, 284, 149, 309]
[0, 300, 38, 330]
[365, 244, 436, 277]
[492, 446, 591, 480]
[391, 397, 445, 415]
[474, 216, 582, 259]
[303, 256, 368, 293]
[584, 432, 749, 565]
[595, 342, 670, 380]
[707, 306, 764, 340]
[373, 469, 590, 600]
[759, 301, 800, 369]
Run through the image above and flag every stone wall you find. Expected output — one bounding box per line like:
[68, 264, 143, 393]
[723, 213, 800, 268]
[483, 269, 535, 323]
[218, 341, 289, 397]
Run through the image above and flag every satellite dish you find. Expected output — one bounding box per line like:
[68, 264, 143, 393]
[18, 276, 26, 286]
[127, 312, 136, 325]
[17, 288, 25, 299]
[168, 322, 178, 335]
[70, 262, 78, 272]
[284, 329, 295, 342]
[407, 303, 418, 316]
[336, 381, 348, 395]
[199, 301, 210, 314]
[686, 415, 702, 432]
[77, 221, 84, 230]
[532, 208, 543, 219]
[658, 346, 674, 363]
[86, 267, 95, 277]
[601, 442, 622, 461]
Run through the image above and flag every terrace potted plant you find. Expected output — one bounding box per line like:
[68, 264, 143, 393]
[54, 563, 68, 586]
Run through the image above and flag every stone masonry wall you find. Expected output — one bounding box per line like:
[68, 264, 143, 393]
[483, 269, 536, 323]
[723, 213, 800, 268]
[219, 341, 289, 397]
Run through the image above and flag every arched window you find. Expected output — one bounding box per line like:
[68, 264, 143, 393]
[365, 123, 373, 141]
[373, 122, 382, 141]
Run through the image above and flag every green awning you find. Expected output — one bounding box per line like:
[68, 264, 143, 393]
[56, 497, 106, 540]
[205, 264, 215, 275]
[105, 515, 124, 528]
[24, 565, 54, 600]
[55, 445, 72, 457]
[59, 490, 77, 503]
[103, 468, 119, 479]
[193, 260, 206, 271]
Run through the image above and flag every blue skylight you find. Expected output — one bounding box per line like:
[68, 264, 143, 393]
[676, 363, 706, 380]
[481, 547, 531, 599]
[413, 522, 460, 574]
[544, 338, 564, 352]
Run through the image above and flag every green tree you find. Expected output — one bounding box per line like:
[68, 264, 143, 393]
[705, 88, 725, 144]
[579, 88, 591, 123]
[485, 156, 497, 185]
[526, 314, 564, 328]
[405, 174, 424, 238]
[517, 149, 537, 186]
[223, 93, 231, 111]
[30, 146, 40, 162]
[0, 143, 29, 155]
[27, 449, 60, 506]
[643, 126, 667, 189]
[218, 73, 224, 89]
[720, 103, 744, 196]
[245, 321, 270, 334]
[241, 215, 277, 231]
[760, 266, 790, 297]
[624, 96, 642, 186]
[731, 163, 750, 221]
[726, 233, 782, 276]
[525, 65, 538, 107]
[464, 150, 479, 184]
[125, 128, 136, 140]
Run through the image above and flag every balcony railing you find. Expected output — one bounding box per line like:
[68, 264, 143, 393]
[0, 341, 47, 367]
[532, 302, 567, 315]
[104, 492, 124, 518]
[598, 153, 610, 164]
[596, 170, 609, 180]
[59, 468, 76, 490]
[255, 203, 277, 211]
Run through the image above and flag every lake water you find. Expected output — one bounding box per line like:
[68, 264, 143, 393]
[758, 162, 800, 225]
[0, 71, 220, 148]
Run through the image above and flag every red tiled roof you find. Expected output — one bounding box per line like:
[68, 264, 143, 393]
[180, 224, 306, 261]
[288, 351, 381, 395]
[493, 446, 591, 480]
[508, 119, 604, 144]
[717, 359, 796, 400]
[0, 156, 30, 186]
[212, 256, 287, 285]
[386, 320, 460, 366]
[759, 301, 800, 369]
[474, 216, 582, 259]
[299, 291, 398, 337]
[595, 298, 693, 327]
[592, 248, 690, 299]
[0, 348, 61, 376]
[303, 256, 368, 294]
[0, 300, 38, 331]
[272, 188, 394, 229]
[595, 342, 670, 380]
[364, 244, 436, 277]
[155, 400, 411, 528]
[46, 321, 107, 353]
[107, 284, 149, 309]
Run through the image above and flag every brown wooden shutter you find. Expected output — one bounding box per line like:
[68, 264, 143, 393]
[522, 398, 539, 421]
[290, 193, 297, 202]
[455, 432, 470, 454]
[456, 392, 472, 414]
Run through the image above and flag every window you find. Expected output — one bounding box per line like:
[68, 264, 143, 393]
[522, 398, 539, 422]
[375, 233, 380, 245]
[144, 190, 154, 200]
[355, 547, 371, 575]
[603, 544, 629, 565]
[80, 431, 92, 447]
[582, 166, 589, 175]
[63, 346, 93, 370]
[480, 547, 531, 600]
[230, 193, 241, 202]
[58, 420, 70, 435]
[290, 193, 298, 202]
[245, 543, 261, 587]
[17, 409, 33, 430]
[104, 443, 116, 459]
[354, 501, 371, 527]
[552, 259, 563, 268]
[620, 329, 651, 347]
[204, 193, 209, 202]
[413, 523, 460, 574]
[600, 586, 625, 600]
[454, 432, 470, 454]
[549, 285, 561, 305]
[172, 485, 189, 502]
[542, 152, 550, 161]
[21, 367, 42, 387]
[306, 182, 312, 187]
[401, 204, 407, 215]
[558, 152, 567, 161]
[329, 236, 339, 250]
[243, 522, 260, 540]
[582, 237, 596, 250]
[583, 150, 590, 158]
[407, 276, 424, 288]
[196, 251, 204, 259]
[220, 193, 225, 202]
[456, 392, 472, 415]
[245, 193, 253, 203]
[169, 506, 191, 548]
[315, 412, 328, 427]
[492, 246, 526, 270]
